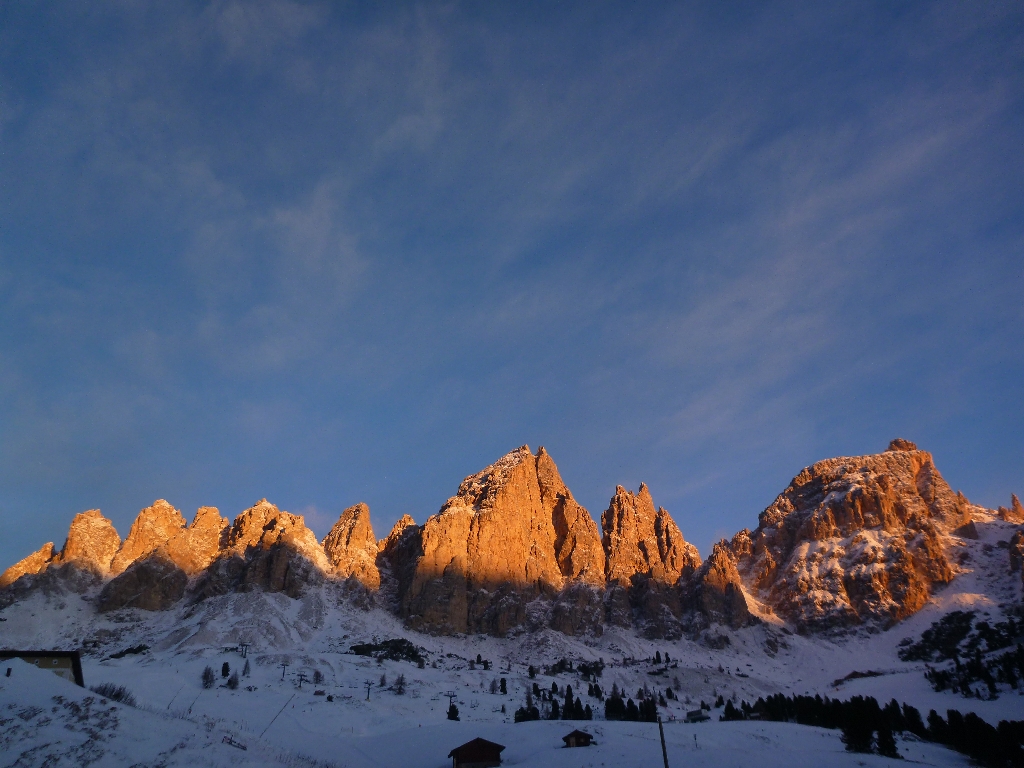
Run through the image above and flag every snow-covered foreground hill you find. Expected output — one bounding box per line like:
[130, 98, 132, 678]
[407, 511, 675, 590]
[1, 658, 970, 768]
[2, 514, 1022, 767]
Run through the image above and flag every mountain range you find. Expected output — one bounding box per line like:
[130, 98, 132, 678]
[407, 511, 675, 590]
[3, 439, 1021, 641]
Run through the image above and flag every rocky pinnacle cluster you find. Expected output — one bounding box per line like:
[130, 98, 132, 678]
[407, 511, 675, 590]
[1, 440, 1006, 639]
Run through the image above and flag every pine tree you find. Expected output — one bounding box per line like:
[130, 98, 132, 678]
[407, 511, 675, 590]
[227, 671, 239, 690]
[313, 670, 324, 685]
[876, 726, 900, 758]
[380, 673, 387, 687]
[221, 662, 230, 678]
[528, 665, 536, 678]
[500, 677, 507, 695]
[447, 703, 460, 721]
[490, 679, 499, 694]
[395, 674, 406, 695]
[549, 699, 560, 720]
[202, 666, 215, 689]
[655, 651, 662, 664]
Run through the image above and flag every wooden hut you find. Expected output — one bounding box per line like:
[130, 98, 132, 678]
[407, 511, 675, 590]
[448, 737, 505, 768]
[562, 729, 595, 747]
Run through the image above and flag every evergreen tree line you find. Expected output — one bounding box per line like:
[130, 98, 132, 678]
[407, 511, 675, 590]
[603, 683, 659, 722]
[720, 691, 1024, 767]
[514, 683, 593, 723]
[924, 643, 1024, 699]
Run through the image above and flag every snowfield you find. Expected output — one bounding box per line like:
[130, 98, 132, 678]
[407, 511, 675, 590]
[1, 515, 1021, 767]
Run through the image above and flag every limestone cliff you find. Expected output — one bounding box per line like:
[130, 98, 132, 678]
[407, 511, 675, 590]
[733, 439, 970, 631]
[322, 503, 380, 589]
[195, 500, 328, 599]
[54, 510, 121, 574]
[601, 484, 700, 585]
[110, 500, 187, 574]
[0, 542, 55, 589]
[399, 446, 605, 635]
[158, 506, 228, 575]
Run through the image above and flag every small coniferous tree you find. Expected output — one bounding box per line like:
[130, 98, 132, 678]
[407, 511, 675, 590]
[549, 699, 560, 720]
[242, 659, 251, 677]
[500, 677, 507, 695]
[221, 662, 230, 678]
[227, 671, 239, 690]
[394, 674, 406, 695]
[528, 665, 536, 678]
[551, 681, 558, 695]
[584, 703, 593, 719]
[447, 702, 460, 721]
[842, 720, 875, 753]
[379, 673, 387, 687]
[313, 670, 324, 685]
[659, 693, 667, 707]
[469, 660, 476, 670]
[477, 654, 482, 664]
[876, 726, 900, 758]
[202, 666, 216, 689]
[655, 651, 662, 664]
[665, 652, 670, 663]
[490, 679, 498, 694]
[533, 682, 541, 696]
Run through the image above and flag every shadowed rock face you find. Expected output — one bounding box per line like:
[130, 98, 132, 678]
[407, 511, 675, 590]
[55, 510, 121, 574]
[110, 500, 187, 574]
[97, 555, 188, 612]
[322, 503, 380, 589]
[399, 446, 606, 635]
[681, 542, 751, 629]
[734, 442, 969, 631]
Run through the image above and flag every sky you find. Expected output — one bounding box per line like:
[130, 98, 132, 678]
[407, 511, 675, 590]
[1, 1, 1022, 569]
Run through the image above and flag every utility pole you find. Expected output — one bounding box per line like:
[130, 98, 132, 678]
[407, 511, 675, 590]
[365, 680, 373, 700]
[297, 672, 308, 689]
[280, 663, 289, 681]
[443, 691, 457, 708]
[239, 643, 249, 659]
[658, 716, 670, 768]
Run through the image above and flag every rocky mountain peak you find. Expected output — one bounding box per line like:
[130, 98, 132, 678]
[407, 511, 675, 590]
[55, 510, 121, 574]
[682, 540, 750, 629]
[737, 440, 968, 631]
[110, 500, 187, 574]
[601, 484, 698, 586]
[399, 445, 605, 635]
[158, 506, 228, 575]
[322, 503, 380, 589]
[0, 542, 55, 589]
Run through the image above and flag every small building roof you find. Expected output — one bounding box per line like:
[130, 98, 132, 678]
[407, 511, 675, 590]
[448, 737, 506, 759]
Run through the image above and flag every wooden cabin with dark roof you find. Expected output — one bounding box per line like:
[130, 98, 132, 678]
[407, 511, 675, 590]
[562, 729, 595, 747]
[447, 737, 505, 768]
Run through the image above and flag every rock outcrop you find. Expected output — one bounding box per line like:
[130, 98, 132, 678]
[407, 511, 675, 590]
[322, 503, 380, 589]
[681, 541, 751, 629]
[158, 506, 228, 575]
[194, 500, 328, 599]
[602, 484, 700, 585]
[97, 555, 188, 612]
[54, 510, 122, 574]
[734, 441, 970, 631]
[0, 542, 55, 588]
[398, 446, 606, 635]
[110, 500, 187, 574]
[999, 495, 1024, 524]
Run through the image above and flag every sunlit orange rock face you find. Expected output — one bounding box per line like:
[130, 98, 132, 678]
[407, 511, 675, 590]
[110, 500, 187, 574]
[602, 483, 700, 586]
[399, 446, 606, 635]
[732, 439, 971, 631]
[322, 502, 380, 589]
[0, 542, 55, 588]
[54, 509, 122, 574]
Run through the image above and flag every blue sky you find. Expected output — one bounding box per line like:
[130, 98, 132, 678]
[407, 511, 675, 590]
[1, 1, 1022, 568]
